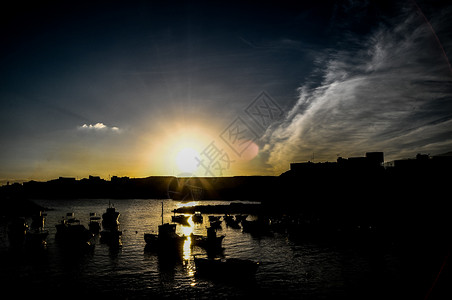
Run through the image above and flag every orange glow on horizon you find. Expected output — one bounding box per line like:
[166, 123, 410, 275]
[7, 121, 270, 183]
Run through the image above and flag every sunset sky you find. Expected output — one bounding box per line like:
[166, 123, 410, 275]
[1, 1, 452, 183]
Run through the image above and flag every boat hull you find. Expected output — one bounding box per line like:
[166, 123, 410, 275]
[194, 257, 259, 278]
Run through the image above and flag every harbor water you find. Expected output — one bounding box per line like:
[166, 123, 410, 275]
[0, 199, 411, 299]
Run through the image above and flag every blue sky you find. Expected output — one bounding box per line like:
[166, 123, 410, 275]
[1, 1, 451, 182]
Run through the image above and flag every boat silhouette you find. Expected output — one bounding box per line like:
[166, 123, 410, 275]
[101, 201, 120, 230]
[144, 202, 187, 252]
[194, 256, 259, 278]
[100, 203, 122, 246]
[55, 213, 94, 249]
[192, 211, 203, 223]
[191, 226, 224, 251]
[88, 212, 101, 234]
[25, 211, 49, 247]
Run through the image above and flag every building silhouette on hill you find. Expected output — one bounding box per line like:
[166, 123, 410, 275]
[285, 152, 385, 178]
[1, 151, 451, 203]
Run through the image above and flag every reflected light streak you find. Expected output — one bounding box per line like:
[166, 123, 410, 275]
[183, 236, 192, 261]
[181, 216, 194, 261]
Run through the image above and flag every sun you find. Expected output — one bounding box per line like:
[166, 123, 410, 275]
[175, 148, 200, 173]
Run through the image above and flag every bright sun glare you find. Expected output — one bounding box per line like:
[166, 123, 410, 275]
[175, 148, 199, 173]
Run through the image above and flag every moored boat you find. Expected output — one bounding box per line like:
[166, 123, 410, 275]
[88, 212, 101, 234]
[209, 220, 222, 229]
[194, 257, 259, 278]
[144, 202, 186, 252]
[191, 227, 224, 250]
[144, 223, 186, 250]
[102, 202, 120, 230]
[208, 216, 221, 222]
[171, 214, 189, 226]
[26, 211, 49, 246]
[235, 214, 248, 222]
[192, 211, 203, 223]
[224, 215, 241, 229]
[100, 204, 122, 246]
[55, 213, 94, 249]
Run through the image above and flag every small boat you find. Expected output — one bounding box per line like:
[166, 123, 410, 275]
[194, 257, 259, 278]
[88, 213, 101, 234]
[172, 214, 190, 226]
[235, 214, 248, 222]
[191, 227, 224, 250]
[192, 212, 203, 223]
[223, 214, 234, 222]
[209, 220, 222, 229]
[144, 203, 186, 252]
[55, 213, 78, 234]
[26, 211, 49, 246]
[102, 202, 120, 230]
[55, 213, 94, 249]
[144, 223, 186, 249]
[208, 216, 221, 222]
[224, 215, 241, 229]
[100, 203, 122, 246]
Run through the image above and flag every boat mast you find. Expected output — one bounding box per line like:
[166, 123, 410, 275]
[161, 202, 164, 225]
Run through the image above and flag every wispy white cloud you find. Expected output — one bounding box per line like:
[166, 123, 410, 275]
[78, 122, 121, 133]
[263, 7, 452, 173]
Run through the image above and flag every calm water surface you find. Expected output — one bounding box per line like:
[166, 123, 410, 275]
[0, 199, 403, 299]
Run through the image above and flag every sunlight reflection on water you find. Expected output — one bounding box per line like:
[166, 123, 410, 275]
[183, 236, 192, 260]
[181, 216, 194, 260]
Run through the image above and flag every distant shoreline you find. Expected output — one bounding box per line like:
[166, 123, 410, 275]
[2, 152, 451, 224]
[173, 202, 262, 215]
